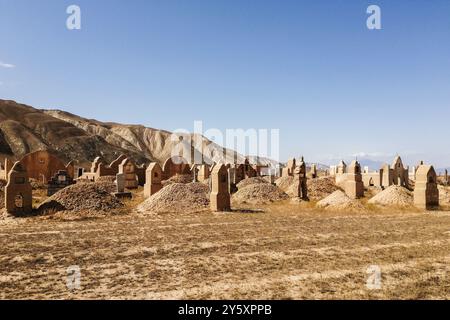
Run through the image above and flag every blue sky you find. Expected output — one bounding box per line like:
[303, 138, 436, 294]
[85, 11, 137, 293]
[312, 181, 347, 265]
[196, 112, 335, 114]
[1, 0, 450, 167]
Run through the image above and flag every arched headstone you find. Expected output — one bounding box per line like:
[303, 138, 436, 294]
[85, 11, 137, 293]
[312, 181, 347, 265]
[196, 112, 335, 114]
[5, 162, 32, 216]
[144, 163, 163, 198]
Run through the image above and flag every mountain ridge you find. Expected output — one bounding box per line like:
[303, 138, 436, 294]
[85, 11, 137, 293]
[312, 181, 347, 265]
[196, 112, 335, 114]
[0, 99, 273, 168]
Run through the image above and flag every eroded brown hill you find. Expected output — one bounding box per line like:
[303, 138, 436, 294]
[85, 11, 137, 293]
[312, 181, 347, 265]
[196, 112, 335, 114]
[0, 99, 277, 168]
[0, 100, 147, 165]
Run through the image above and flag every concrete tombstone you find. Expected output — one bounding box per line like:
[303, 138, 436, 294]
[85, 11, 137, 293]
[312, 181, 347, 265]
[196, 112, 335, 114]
[197, 164, 210, 183]
[337, 160, 347, 175]
[191, 164, 199, 182]
[144, 162, 163, 198]
[116, 173, 125, 193]
[309, 164, 317, 179]
[91, 156, 104, 174]
[345, 160, 364, 199]
[294, 157, 308, 200]
[381, 163, 393, 188]
[210, 164, 231, 212]
[47, 170, 74, 196]
[5, 162, 32, 216]
[162, 156, 191, 179]
[118, 158, 138, 189]
[414, 165, 439, 210]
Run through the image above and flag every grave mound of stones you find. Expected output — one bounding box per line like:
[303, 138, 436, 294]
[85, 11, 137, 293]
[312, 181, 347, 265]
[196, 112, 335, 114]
[276, 176, 340, 200]
[39, 181, 123, 214]
[162, 174, 194, 186]
[233, 183, 288, 204]
[316, 190, 366, 212]
[368, 186, 413, 208]
[96, 175, 117, 183]
[138, 182, 209, 214]
[236, 177, 269, 189]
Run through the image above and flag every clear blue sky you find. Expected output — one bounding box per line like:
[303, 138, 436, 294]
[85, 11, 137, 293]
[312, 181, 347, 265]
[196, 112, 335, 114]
[1, 0, 450, 167]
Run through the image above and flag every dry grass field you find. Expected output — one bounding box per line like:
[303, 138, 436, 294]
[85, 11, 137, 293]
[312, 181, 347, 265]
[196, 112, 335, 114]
[0, 202, 449, 300]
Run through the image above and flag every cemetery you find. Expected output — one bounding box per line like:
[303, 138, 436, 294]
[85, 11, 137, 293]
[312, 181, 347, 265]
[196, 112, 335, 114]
[1, 149, 449, 218]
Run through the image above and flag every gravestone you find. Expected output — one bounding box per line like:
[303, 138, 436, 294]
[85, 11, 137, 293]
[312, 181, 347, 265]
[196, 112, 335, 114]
[244, 158, 257, 178]
[118, 158, 138, 189]
[227, 167, 238, 194]
[345, 160, 364, 199]
[162, 156, 191, 179]
[309, 164, 317, 179]
[47, 170, 74, 196]
[191, 164, 199, 183]
[283, 158, 296, 177]
[294, 157, 308, 200]
[116, 173, 125, 193]
[391, 156, 408, 187]
[5, 162, 32, 216]
[337, 160, 347, 174]
[114, 173, 132, 199]
[414, 165, 439, 210]
[1, 158, 13, 180]
[144, 163, 163, 198]
[381, 163, 393, 188]
[91, 156, 104, 174]
[197, 164, 210, 183]
[210, 164, 231, 212]
[235, 164, 245, 184]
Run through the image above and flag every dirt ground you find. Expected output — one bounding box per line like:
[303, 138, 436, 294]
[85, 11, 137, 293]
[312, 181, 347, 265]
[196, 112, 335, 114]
[0, 204, 449, 300]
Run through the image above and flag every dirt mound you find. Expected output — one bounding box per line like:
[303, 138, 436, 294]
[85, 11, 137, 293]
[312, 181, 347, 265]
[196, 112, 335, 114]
[233, 184, 288, 204]
[316, 190, 366, 212]
[368, 186, 413, 207]
[308, 177, 341, 200]
[262, 176, 274, 184]
[277, 176, 339, 200]
[38, 181, 123, 213]
[236, 177, 268, 189]
[275, 176, 294, 191]
[162, 174, 193, 186]
[138, 182, 209, 214]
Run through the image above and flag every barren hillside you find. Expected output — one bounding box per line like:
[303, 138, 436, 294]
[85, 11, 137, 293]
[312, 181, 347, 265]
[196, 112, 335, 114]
[0, 99, 273, 167]
[44, 109, 243, 165]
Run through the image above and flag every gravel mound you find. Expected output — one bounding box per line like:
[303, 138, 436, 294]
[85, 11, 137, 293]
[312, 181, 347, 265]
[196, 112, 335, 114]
[38, 181, 123, 213]
[277, 176, 339, 200]
[316, 190, 366, 212]
[233, 183, 288, 204]
[368, 186, 413, 207]
[275, 176, 294, 191]
[96, 175, 117, 183]
[162, 174, 193, 186]
[138, 182, 209, 214]
[236, 177, 269, 189]
[308, 177, 341, 200]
